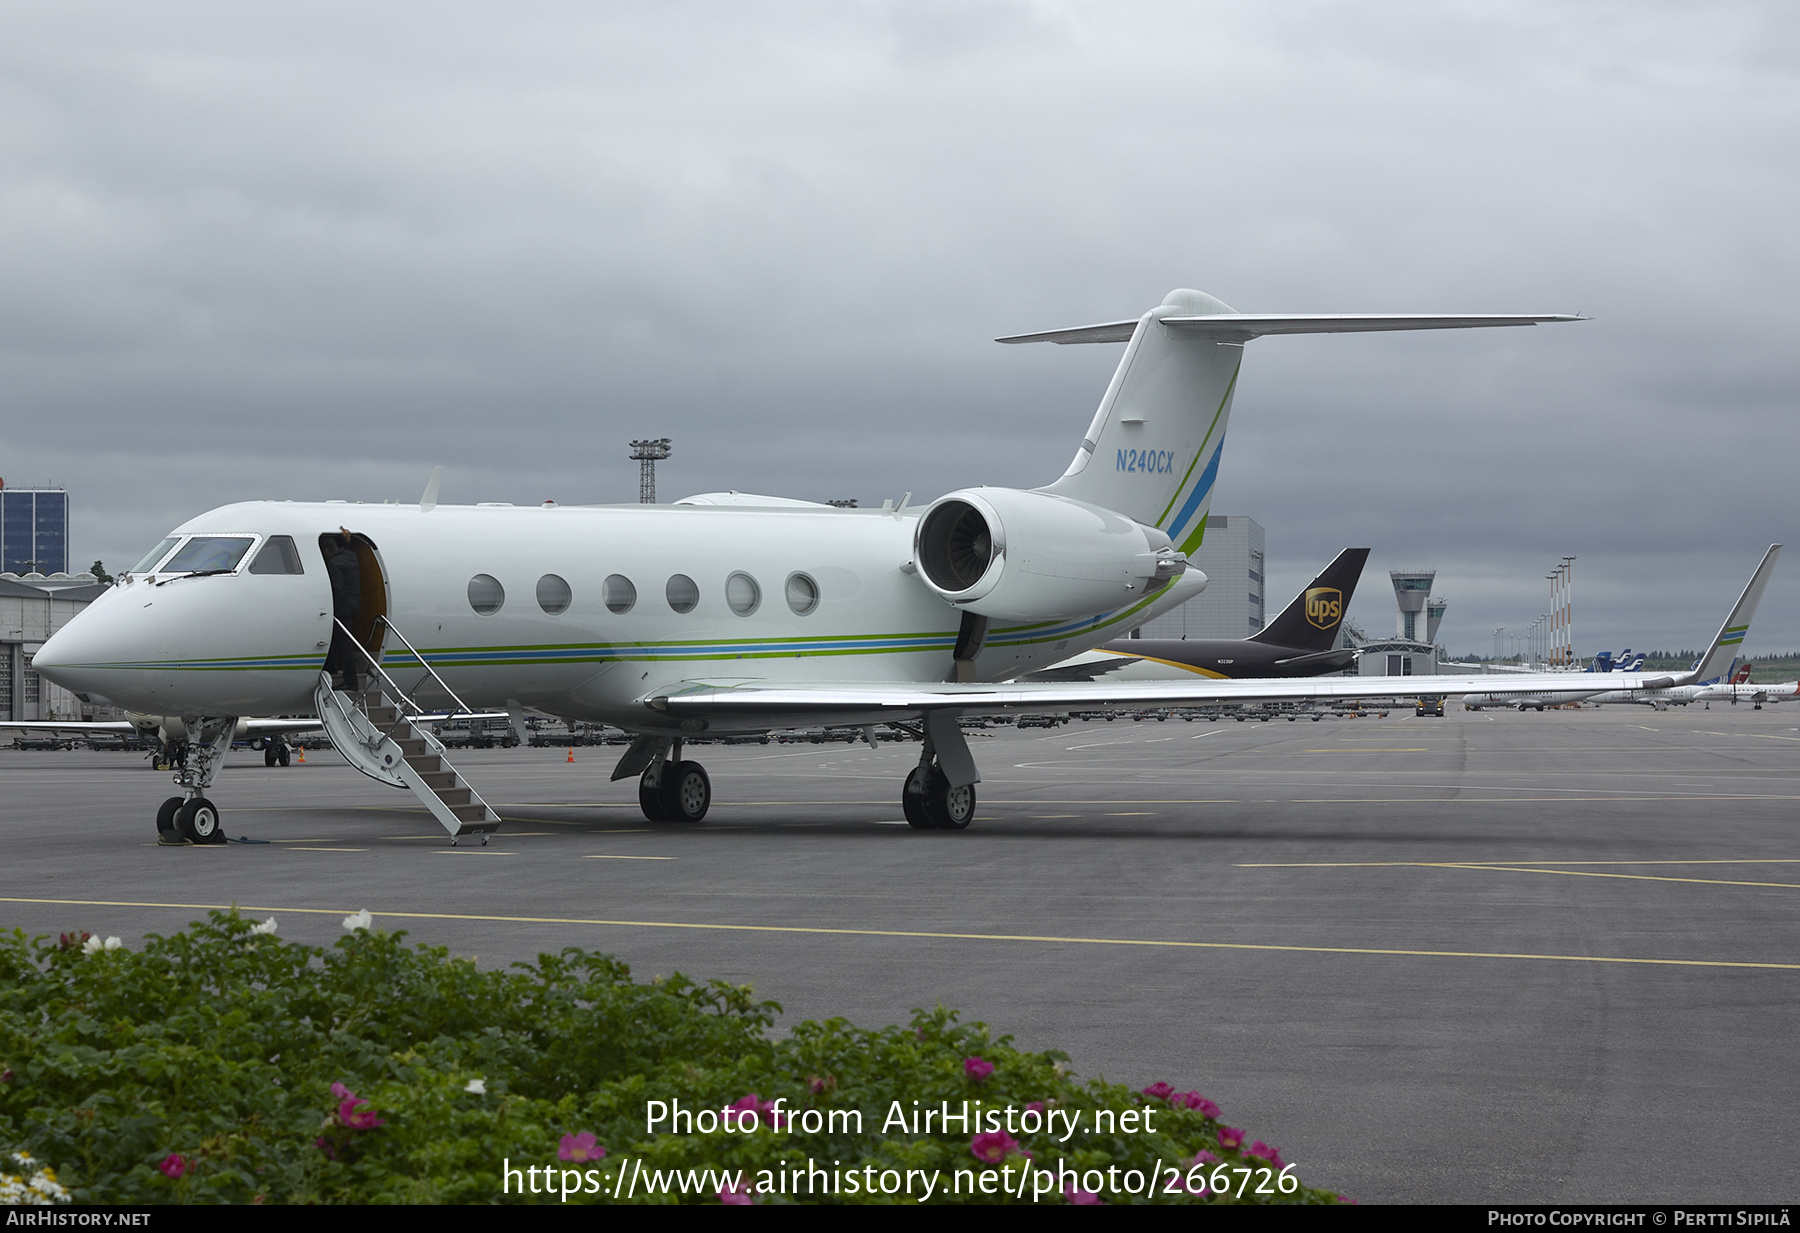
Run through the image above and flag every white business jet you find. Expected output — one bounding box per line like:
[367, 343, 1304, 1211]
[40, 288, 1741, 843]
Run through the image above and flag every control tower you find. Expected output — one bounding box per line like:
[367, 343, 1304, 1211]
[1391, 570, 1434, 641]
[1356, 569, 1445, 678]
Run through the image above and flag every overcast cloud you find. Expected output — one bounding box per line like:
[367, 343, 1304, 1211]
[2, 1, 1797, 656]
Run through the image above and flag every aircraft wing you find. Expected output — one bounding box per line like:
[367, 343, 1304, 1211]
[0, 720, 140, 735]
[243, 718, 324, 735]
[646, 668, 1688, 726]
[1017, 655, 1145, 683]
[651, 543, 1781, 727]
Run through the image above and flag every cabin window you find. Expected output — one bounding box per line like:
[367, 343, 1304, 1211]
[666, 574, 699, 614]
[248, 535, 304, 575]
[162, 536, 255, 574]
[536, 574, 572, 615]
[725, 572, 761, 616]
[468, 574, 505, 615]
[132, 537, 178, 573]
[603, 574, 636, 614]
[785, 572, 819, 615]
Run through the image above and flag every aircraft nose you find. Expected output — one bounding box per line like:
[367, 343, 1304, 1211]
[31, 613, 114, 694]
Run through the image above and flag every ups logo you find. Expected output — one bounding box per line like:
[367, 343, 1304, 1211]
[1305, 587, 1343, 630]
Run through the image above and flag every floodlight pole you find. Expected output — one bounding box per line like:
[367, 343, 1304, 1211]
[629, 438, 672, 504]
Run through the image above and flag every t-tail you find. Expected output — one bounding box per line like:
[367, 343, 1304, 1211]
[1004, 291, 1580, 554]
[1249, 547, 1371, 653]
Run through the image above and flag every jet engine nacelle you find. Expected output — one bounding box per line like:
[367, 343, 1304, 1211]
[912, 487, 1189, 623]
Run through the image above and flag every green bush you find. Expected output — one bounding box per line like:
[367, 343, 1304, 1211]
[0, 912, 1344, 1205]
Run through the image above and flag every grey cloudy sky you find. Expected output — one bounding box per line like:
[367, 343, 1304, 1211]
[3, 2, 1797, 656]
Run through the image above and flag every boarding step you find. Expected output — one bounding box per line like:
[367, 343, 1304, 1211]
[312, 672, 503, 843]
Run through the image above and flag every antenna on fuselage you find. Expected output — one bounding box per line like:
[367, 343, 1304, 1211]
[420, 465, 443, 513]
[629, 438, 672, 504]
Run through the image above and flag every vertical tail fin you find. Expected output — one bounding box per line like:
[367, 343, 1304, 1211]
[1249, 548, 1371, 651]
[1033, 289, 1245, 550]
[1687, 545, 1781, 684]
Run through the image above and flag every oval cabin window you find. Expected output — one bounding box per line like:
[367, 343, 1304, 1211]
[785, 572, 819, 615]
[666, 574, 699, 614]
[726, 572, 761, 616]
[468, 574, 505, 615]
[536, 574, 572, 615]
[603, 574, 636, 614]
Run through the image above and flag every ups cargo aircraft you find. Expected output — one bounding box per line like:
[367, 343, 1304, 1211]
[37, 287, 1765, 843]
[1026, 547, 1368, 683]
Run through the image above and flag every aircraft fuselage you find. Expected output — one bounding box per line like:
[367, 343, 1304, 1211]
[39, 499, 1202, 732]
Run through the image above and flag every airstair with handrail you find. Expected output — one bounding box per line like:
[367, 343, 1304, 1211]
[312, 616, 502, 845]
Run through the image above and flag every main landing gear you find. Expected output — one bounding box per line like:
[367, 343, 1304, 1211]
[154, 716, 237, 846]
[613, 714, 984, 831]
[900, 711, 981, 832]
[636, 741, 712, 823]
[902, 764, 976, 830]
[262, 735, 291, 767]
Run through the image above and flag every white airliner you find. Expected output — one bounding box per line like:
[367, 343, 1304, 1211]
[34, 288, 1768, 842]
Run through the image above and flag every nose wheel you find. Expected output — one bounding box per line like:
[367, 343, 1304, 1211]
[156, 796, 184, 843]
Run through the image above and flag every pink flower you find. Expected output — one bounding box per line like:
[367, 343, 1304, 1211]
[1141, 1081, 1175, 1101]
[330, 1081, 355, 1101]
[1175, 1091, 1221, 1118]
[728, 1093, 782, 1129]
[1247, 1141, 1286, 1169]
[559, 1132, 605, 1163]
[718, 1179, 754, 1205]
[1191, 1149, 1220, 1166]
[1025, 1101, 1045, 1115]
[970, 1131, 1021, 1164]
[964, 1057, 995, 1082]
[338, 1095, 385, 1131]
[315, 1136, 337, 1161]
[1065, 1186, 1103, 1205]
[158, 1153, 188, 1179]
[1217, 1126, 1245, 1150]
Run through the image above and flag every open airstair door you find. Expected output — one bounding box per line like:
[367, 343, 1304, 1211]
[317, 531, 391, 665]
[313, 674, 502, 844]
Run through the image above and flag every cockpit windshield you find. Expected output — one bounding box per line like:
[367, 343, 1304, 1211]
[160, 536, 256, 575]
[132, 538, 179, 573]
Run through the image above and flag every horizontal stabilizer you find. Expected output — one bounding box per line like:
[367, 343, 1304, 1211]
[998, 314, 1582, 345]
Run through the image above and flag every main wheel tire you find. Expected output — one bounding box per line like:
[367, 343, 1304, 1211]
[177, 797, 224, 845]
[902, 765, 933, 830]
[658, 760, 711, 822]
[264, 747, 279, 766]
[926, 771, 976, 831]
[277, 745, 291, 766]
[638, 769, 669, 822]
[156, 796, 185, 842]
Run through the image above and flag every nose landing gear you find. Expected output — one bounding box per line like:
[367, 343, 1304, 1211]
[153, 716, 236, 846]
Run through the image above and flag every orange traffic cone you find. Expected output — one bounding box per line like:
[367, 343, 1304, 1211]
[297, 746, 306, 764]
[566, 747, 575, 763]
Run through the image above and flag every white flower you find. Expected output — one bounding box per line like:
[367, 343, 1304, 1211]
[249, 918, 278, 936]
[104, 937, 122, 950]
[464, 1078, 487, 1095]
[342, 909, 373, 931]
[80, 936, 102, 955]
